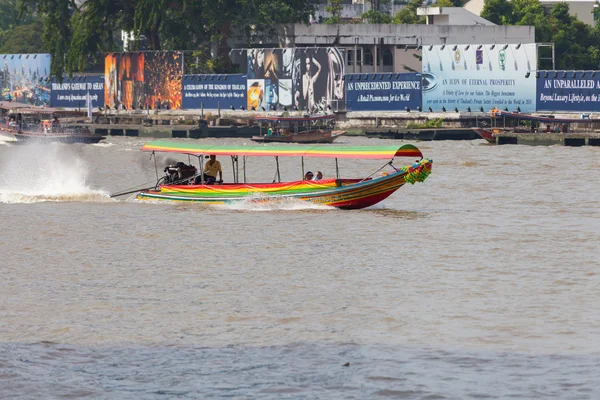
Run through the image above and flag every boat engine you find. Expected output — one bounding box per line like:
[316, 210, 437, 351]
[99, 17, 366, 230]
[163, 162, 197, 184]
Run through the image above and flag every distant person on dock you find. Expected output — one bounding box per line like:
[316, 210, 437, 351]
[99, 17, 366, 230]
[204, 155, 223, 184]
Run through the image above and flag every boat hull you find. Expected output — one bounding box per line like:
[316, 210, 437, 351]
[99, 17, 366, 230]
[250, 130, 345, 144]
[0, 126, 105, 144]
[14, 133, 106, 144]
[137, 166, 426, 210]
[472, 128, 498, 144]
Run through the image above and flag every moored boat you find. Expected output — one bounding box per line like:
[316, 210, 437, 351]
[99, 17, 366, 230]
[473, 108, 600, 144]
[472, 127, 504, 144]
[0, 103, 105, 144]
[133, 142, 433, 209]
[251, 114, 345, 144]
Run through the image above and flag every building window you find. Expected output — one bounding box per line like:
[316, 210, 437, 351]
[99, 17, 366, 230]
[383, 49, 393, 66]
[346, 50, 362, 66]
[364, 48, 373, 66]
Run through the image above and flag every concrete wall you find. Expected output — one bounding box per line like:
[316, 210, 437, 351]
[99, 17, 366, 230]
[275, 24, 535, 46]
[418, 7, 496, 25]
[463, 0, 485, 16]
[393, 49, 422, 74]
[312, 3, 371, 21]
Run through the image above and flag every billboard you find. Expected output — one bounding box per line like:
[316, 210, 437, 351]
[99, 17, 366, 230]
[247, 47, 345, 112]
[104, 51, 183, 110]
[537, 70, 600, 112]
[182, 74, 246, 109]
[422, 44, 537, 112]
[50, 76, 104, 108]
[345, 73, 422, 111]
[0, 53, 51, 106]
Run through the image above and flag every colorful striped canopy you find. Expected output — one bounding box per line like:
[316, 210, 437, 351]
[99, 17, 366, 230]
[141, 141, 424, 160]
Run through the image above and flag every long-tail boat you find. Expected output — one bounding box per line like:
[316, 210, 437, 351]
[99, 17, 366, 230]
[251, 114, 345, 144]
[133, 141, 433, 209]
[0, 102, 105, 144]
[473, 108, 600, 144]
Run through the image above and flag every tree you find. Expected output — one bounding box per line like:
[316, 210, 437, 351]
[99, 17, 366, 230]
[0, 23, 45, 53]
[66, 0, 135, 74]
[368, 0, 390, 12]
[480, 0, 514, 25]
[433, 0, 455, 7]
[594, 1, 600, 27]
[393, 0, 425, 24]
[18, 0, 76, 79]
[324, 0, 344, 24]
[18, 0, 315, 77]
[479, 0, 600, 70]
[361, 9, 392, 23]
[550, 2, 573, 25]
[511, 0, 545, 25]
[0, 0, 40, 49]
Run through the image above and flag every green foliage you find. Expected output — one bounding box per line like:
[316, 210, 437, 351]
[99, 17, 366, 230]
[481, 0, 600, 70]
[324, 0, 344, 24]
[66, 0, 129, 74]
[0, 23, 45, 53]
[594, 1, 600, 26]
[186, 48, 216, 74]
[361, 10, 392, 23]
[366, 0, 391, 12]
[433, 0, 455, 7]
[407, 118, 443, 129]
[480, 0, 514, 25]
[393, 0, 426, 24]
[0, 0, 40, 49]
[18, 0, 315, 77]
[17, 0, 74, 79]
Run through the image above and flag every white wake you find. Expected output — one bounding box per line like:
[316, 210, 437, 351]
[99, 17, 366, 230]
[215, 195, 334, 212]
[0, 143, 110, 204]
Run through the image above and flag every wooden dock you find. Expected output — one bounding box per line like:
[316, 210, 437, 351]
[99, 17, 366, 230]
[364, 128, 480, 141]
[82, 123, 261, 139]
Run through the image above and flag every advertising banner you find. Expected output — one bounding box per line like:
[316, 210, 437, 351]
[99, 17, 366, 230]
[104, 51, 183, 110]
[50, 76, 104, 108]
[536, 70, 600, 112]
[182, 74, 246, 109]
[247, 47, 345, 112]
[345, 73, 422, 111]
[0, 53, 51, 106]
[422, 44, 537, 112]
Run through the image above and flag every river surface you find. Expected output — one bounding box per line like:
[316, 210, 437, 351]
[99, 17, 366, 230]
[0, 136, 599, 399]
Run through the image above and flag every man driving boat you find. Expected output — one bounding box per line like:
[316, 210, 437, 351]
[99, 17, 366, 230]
[203, 155, 223, 184]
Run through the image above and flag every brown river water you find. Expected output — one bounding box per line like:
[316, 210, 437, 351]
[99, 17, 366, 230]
[0, 136, 599, 399]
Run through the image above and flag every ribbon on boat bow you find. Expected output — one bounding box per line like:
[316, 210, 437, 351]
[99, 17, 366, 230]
[400, 158, 433, 184]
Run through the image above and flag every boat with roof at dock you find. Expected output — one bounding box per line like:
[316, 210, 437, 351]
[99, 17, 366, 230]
[0, 101, 105, 144]
[473, 108, 600, 146]
[250, 114, 345, 144]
